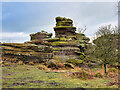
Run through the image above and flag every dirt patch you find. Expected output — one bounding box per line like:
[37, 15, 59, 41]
[107, 81, 119, 86]
[3, 72, 16, 76]
[13, 65, 17, 67]
[7, 82, 27, 87]
[28, 80, 44, 83]
[46, 81, 60, 86]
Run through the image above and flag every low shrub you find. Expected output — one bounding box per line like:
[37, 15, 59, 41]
[80, 55, 85, 60]
[17, 61, 24, 65]
[3, 62, 11, 66]
[56, 63, 65, 68]
[47, 59, 66, 69]
[29, 61, 34, 65]
[94, 72, 103, 78]
[47, 60, 57, 68]
[0, 61, 2, 65]
[108, 68, 117, 72]
[71, 71, 93, 79]
[37, 64, 48, 70]
[66, 59, 83, 66]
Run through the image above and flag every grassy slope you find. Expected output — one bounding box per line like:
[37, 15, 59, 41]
[2, 64, 118, 88]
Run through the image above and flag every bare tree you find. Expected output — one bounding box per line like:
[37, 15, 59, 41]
[78, 25, 87, 34]
[93, 25, 118, 74]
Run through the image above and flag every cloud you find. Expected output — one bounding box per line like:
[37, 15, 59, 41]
[95, 21, 117, 28]
[27, 24, 55, 37]
[0, 32, 30, 43]
[2, 0, 119, 2]
[2, 2, 117, 43]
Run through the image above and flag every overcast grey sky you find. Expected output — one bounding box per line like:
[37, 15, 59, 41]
[1, 2, 118, 43]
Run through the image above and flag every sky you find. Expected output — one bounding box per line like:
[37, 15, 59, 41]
[1, 2, 118, 43]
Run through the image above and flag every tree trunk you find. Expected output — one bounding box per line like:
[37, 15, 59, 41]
[104, 64, 107, 74]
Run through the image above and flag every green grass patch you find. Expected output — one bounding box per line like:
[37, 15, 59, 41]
[2, 64, 118, 88]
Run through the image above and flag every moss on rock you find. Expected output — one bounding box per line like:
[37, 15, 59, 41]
[66, 59, 83, 65]
[45, 38, 60, 42]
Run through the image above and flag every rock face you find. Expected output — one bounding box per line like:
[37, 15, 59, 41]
[54, 17, 76, 37]
[2, 31, 53, 63]
[2, 43, 53, 63]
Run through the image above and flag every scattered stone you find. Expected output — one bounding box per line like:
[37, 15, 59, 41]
[64, 63, 74, 69]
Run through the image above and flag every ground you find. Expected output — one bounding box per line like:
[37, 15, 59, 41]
[2, 64, 118, 88]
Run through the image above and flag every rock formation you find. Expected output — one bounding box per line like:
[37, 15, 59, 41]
[2, 43, 53, 63]
[30, 30, 52, 41]
[54, 17, 76, 37]
[46, 17, 90, 65]
[2, 31, 53, 63]
[2, 16, 90, 65]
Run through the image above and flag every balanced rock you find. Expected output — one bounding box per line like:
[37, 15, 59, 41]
[54, 17, 76, 37]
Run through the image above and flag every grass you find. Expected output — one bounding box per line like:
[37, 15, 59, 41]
[2, 64, 118, 88]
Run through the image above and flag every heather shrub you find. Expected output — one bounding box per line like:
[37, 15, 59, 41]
[17, 61, 24, 65]
[66, 59, 83, 65]
[94, 72, 103, 78]
[37, 64, 48, 70]
[3, 62, 11, 66]
[108, 68, 117, 72]
[29, 61, 34, 65]
[71, 71, 93, 80]
[47, 60, 57, 68]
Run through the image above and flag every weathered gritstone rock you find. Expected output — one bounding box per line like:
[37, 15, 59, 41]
[2, 17, 90, 65]
[2, 43, 53, 62]
[30, 30, 52, 41]
[24, 40, 50, 45]
[54, 17, 76, 37]
[51, 17, 90, 61]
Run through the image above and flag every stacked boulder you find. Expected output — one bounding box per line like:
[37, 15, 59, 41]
[45, 17, 90, 65]
[30, 30, 52, 41]
[54, 17, 76, 37]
